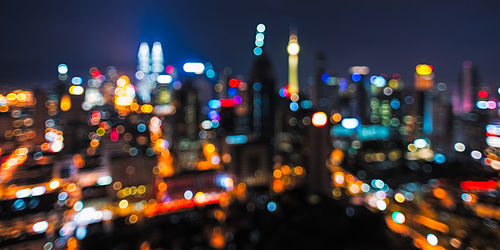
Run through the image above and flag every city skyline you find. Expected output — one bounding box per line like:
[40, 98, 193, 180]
[2, 0, 500, 88]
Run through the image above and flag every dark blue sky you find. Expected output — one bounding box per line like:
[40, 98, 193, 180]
[1, 0, 500, 89]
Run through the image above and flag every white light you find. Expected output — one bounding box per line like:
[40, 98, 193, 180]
[471, 150, 482, 160]
[287, 42, 300, 55]
[486, 136, 500, 148]
[69, 85, 84, 95]
[71, 77, 83, 85]
[256, 24, 266, 33]
[183, 63, 205, 74]
[341, 118, 359, 129]
[97, 176, 112, 186]
[157, 75, 172, 84]
[376, 200, 386, 210]
[184, 190, 193, 199]
[33, 221, 49, 233]
[16, 188, 31, 198]
[414, 139, 428, 148]
[31, 186, 46, 196]
[58, 64, 68, 74]
[427, 234, 438, 246]
[74, 201, 83, 212]
[454, 142, 465, 152]
[360, 183, 370, 192]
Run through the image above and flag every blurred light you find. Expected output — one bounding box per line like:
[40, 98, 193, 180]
[253, 47, 263, 56]
[256, 23, 266, 32]
[76, 227, 87, 240]
[74, 201, 83, 211]
[392, 212, 405, 224]
[119, 200, 128, 209]
[341, 118, 359, 129]
[157, 75, 172, 84]
[394, 193, 405, 203]
[352, 73, 361, 82]
[16, 188, 31, 198]
[184, 190, 193, 199]
[413, 139, 428, 148]
[434, 153, 446, 164]
[289, 102, 299, 111]
[471, 150, 482, 159]
[183, 62, 205, 74]
[97, 176, 112, 186]
[478, 90, 488, 98]
[461, 193, 472, 202]
[33, 221, 49, 233]
[376, 200, 386, 210]
[454, 142, 465, 152]
[60, 95, 71, 111]
[32, 186, 46, 196]
[69, 86, 84, 95]
[267, 201, 277, 212]
[226, 135, 248, 144]
[208, 100, 221, 109]
[312, 112, 328, 127]
[206, 69, 215, 78]
[287, 42, 300, 55]
[426, 234, 438, 246]
[58, 64, 68, 74]
[416, 64, 433, 75]
[71, 77, 82, 85]
[371, 76, 386, 87]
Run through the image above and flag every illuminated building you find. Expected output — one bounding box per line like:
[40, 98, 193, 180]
[453, 60, 479, 114]
[287, 30, 300, 95]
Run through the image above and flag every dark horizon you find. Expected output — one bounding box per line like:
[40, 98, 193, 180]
[2, 0, 500, 89]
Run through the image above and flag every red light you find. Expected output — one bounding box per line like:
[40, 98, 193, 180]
[460, 180, 496, 190]
[110, 128, 119, 142]
[165, 65, 174, 74]
[91, 70, 101, 78]
[478, 90, 488, 98]
[220, 99, 235, 107]
[229, 79, 239, 88]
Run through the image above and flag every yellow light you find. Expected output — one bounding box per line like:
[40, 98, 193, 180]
[119, 199, 129, 209]
[204, 143, 216, 153]
[416, 64, 433, 75]
[394, 193, 405, 203]
[312, 112, 328, 127]
[194, 192, 207, 204]
[69, 85, 84, 95]
[140, 104, 153, 113]
[287, 42, 300, 55]
[96, 128, 105, 136]
[7, 93, 17, 100]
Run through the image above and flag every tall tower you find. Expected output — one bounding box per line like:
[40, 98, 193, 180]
[459, 60, 479, 114]
[137, 42, 151, 73]
[287, 30, 300, 95]
[151, 42, 164, 74]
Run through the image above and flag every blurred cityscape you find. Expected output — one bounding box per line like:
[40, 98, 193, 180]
[1, 23, 500, 250]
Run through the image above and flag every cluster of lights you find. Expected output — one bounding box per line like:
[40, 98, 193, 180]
[0, 90, 35, 112]
[272, 163, 304, 193]
[253, 23, 266, 56]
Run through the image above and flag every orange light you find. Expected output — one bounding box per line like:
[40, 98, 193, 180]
[60, 94, 71, 111]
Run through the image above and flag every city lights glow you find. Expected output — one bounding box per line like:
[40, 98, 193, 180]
[183, 62, 205, 74]
[312, 112, 328, 127]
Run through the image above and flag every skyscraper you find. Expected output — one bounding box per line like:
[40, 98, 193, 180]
[287, 30, 300, 96]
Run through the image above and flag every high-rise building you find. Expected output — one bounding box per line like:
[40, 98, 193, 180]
[287, 30, 300, 96]
[454, 60, 479, 114]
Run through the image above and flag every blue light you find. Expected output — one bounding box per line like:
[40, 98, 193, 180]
[253, 47, 262, 56]
[267, 201, 277, 212]
[76, 227, 87, 240]
[339, 78, 348, 92]
[279, 88, 286, 97]
[321, 74, 330, 83]
[13, 199, 26, 211]
[352, 73, 361, 82]
[208, 100, 221, 109]
[371, 76, 386, 87]
[253, 82, 262, 91]
[137, 123, 146, 132]
[206, 69, 215, 78]
[434, 153, 446, 164]
[208, 110, 220, 120]
[390, 99, 401, 109]
[289, 102, 299, 111]
[225, 135, 248, 144]
[211, 120, 220, 128]
[255, 40, 264, 47]
[228, 87, 237, 96]
[300, 100, 312, 109]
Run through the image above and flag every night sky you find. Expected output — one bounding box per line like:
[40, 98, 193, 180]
[2, 0, 500, 89]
